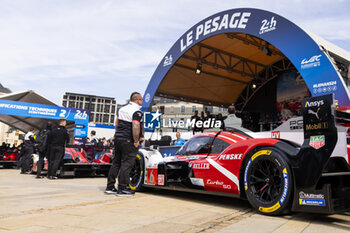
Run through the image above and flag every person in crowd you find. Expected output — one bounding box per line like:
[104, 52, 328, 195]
[36, 121, 52, 179]
[90, 131, 98, 145]
[224, 105, 242, 130]
[16, 142, 24, 169]
[46, 119, 69, 179]
[170, 132, 185, 146]
[105, 92, 143, 196]
[21, 128, 35, 174]
[216, 113, 225, 130]
[191, 110, 201, 135]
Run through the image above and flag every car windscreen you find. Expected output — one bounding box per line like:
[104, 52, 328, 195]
[175, 136, 212, 155]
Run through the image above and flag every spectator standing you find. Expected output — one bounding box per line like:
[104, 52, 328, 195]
[224, 105, 242, 129]
[21, 129, 35, 174]
[170, 132, 186, 146]
[36, 121, 52, 178]
[47, 119, 69, 179]
[105, 92, 143, 196]
[191, 110, 201, 135]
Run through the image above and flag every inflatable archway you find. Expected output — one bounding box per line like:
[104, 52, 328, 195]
[142, 8, 350, 111]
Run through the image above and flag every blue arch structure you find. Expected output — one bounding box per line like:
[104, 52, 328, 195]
[142, 8, 350, 111]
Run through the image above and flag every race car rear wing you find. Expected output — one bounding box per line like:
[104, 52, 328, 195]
[290, 94, 350, 213]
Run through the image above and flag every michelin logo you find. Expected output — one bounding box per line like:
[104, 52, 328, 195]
[299, 191, 325, 207]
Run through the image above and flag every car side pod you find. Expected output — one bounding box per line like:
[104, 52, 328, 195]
[290, 94, 350, 214]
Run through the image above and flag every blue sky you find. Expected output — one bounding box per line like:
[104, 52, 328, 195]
[0, 0, 349, 105]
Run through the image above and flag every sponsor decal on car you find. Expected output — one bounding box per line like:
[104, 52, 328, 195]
[309, 135, 325, 149]
[271, 131, 280, 139]
[301, 54, 322, 69]
[191, 163, 210, 169]
[304, 100, 324, 108]
[279, 168, 289, 204]
[244, 160, 251, 191]
[146, 168, 157, 185]
[299, 191, 325, 206]
[259, 202, 281, 213]
[251, 150, 271, 161]
[259, 16, 277, 34]
[218, 153, 242, 160]
[290, 119, 303, 130]
[157, 174, 165, 186]
[305, 122, 328, 131]
[206, 179, 232, 189]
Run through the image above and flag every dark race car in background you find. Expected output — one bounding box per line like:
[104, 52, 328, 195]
[129, 94, 350, 215]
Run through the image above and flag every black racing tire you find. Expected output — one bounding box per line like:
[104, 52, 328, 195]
[244, 147, 293, 215]
[129, 152, 145, 192]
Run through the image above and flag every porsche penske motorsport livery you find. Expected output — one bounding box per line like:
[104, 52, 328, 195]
[129, 94, 350, 215]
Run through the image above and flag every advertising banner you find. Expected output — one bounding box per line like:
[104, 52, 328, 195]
[0, 99, 89, 139]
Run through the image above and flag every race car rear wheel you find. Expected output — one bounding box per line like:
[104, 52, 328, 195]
[244, 147, 293, 215]
[129, 152, 145, 191]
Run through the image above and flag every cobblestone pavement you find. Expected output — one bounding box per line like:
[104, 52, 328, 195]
[0, 169, 349, 233]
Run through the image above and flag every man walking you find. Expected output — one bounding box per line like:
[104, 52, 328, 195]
[105, 92, 143, 196]
[47, 119, 69, 179]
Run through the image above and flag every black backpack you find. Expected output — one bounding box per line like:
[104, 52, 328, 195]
[36, 129, 49, 152]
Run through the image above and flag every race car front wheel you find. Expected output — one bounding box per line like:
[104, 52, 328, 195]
[129, 152, 145, 191]
[244, 147, 293, 215]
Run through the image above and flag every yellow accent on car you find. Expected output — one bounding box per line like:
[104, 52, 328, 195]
[283, 168, 287, 174]
[251, 150, 272, 161]
[129, 184, 136, 190]
[245, 186, 248, 191]
[136, 154, 141, 159]
[258, 202, 281, 213]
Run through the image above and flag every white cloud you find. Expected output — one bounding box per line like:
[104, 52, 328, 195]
[0, 0, 349, 104]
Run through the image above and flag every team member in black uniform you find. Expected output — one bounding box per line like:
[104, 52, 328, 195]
[21, 128, 35, 174]
[47, 119, 69, 179]
[105, 92, 143, 196]
[36, 121, 52, 178]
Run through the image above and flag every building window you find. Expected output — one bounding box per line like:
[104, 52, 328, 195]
[92, 98, 96, 102]
[170, 106, 174, 113]
[192, 106, 196, 112]
[103, 114, 109, 123]
[98, 99, 101, 103]
[68, 101, 75, 108]
[63, 95, 67, 99]
[84, 103, 89, 109]
[96, 104, 100, 112]
[105, 99, 110, 104]
[110, 115, 115, 124]
[69, 96, 76, 100]
[111, 105, 116, 113]
[104, 105, 110, 113]
[85, 97, 90, 101]
[62, 101, 67, 107]
[90, 114, 94, 122]
[181, 106, 185, 113]
[80, 97, 84, 101]
[79, 102, 83, 109]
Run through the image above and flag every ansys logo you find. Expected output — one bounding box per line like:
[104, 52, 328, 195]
[144, 110, 161, 130]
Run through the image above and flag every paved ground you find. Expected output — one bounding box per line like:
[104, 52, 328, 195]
[0, 169, 349, 233]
